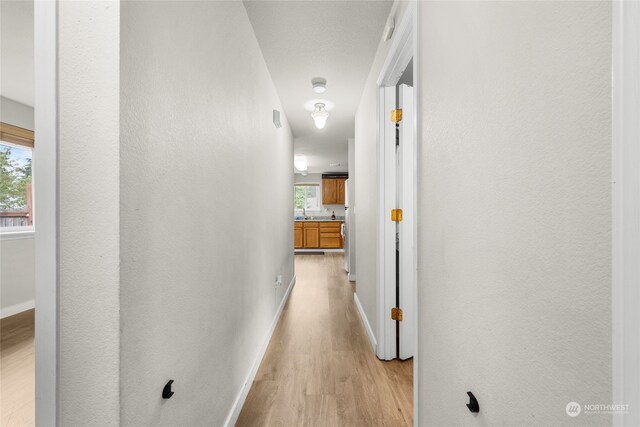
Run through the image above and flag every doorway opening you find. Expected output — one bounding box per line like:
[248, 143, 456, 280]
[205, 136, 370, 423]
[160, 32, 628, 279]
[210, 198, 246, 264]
[1, 1, 38, 425]
[376, 1, 417, 362]
[375, 2, 418, 423]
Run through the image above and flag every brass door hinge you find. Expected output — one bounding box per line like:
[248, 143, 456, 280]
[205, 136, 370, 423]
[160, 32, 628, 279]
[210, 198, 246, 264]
[391, 307, 403, 321]
[391, 109, 403, 123]
[391, 208, 403, 222]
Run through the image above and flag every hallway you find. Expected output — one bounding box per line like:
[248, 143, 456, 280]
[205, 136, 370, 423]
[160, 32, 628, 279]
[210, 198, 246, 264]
[236, 254, 413, 426]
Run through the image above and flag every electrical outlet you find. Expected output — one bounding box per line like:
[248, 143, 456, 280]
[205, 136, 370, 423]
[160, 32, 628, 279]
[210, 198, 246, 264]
[275, 275, 283, 287]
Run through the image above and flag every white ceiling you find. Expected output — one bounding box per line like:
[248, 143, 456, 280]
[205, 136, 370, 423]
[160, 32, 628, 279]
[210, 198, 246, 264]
[244, 0, 392, 174]
[0, 0, 392, 156]
[0, 0, 34, 107]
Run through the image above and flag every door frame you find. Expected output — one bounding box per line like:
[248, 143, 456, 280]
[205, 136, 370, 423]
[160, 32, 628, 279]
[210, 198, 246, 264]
[375, 0, 419, 421]
[377, 85, 397, 361]
[612, 2, 640, 426]
[34, 0, 59, 424]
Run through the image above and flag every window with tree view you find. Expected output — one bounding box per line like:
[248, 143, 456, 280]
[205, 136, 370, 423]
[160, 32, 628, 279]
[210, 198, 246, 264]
[1, 142, 33, 229]
[294, 184, 320, 212]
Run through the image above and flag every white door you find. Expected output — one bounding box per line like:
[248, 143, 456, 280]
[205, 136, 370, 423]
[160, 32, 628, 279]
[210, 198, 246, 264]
[397, 84, 415, 360]
[378, 85, 398, 360]
[378, 83, 416, 361]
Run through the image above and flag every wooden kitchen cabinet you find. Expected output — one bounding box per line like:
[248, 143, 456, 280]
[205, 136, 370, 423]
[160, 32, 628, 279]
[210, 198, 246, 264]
[294, 222, 303, 248]
[337, 179, 346, 205]
[295, 221, 343, 249]
[319, 221, 343, 249]
[322, 179, 337, 204]
[303, 223, 319, 248]
[322, 177, 347, 205]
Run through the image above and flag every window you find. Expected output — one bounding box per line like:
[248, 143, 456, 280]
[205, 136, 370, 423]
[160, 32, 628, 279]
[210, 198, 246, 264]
[294, 184, 320, 212]
[1, 122, 34, 231]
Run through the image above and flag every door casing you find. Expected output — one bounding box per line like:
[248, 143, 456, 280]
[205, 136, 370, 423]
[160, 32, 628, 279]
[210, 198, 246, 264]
[34, 1, 59, 424]
[612, 2, 640, 426]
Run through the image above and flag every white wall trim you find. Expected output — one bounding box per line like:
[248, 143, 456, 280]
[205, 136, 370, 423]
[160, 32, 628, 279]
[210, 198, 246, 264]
[413, 2, 421, 424]
[348, 273, 356, 282]
[377, 1, 416, 86]
[0, 300, 35, 319]
[612, 2, 640, 426]
[377, 85, 397, 361]
[224, 275, 296, 427]
[0, 230, 35, 240]
[34, 0, 58, 424]
[376, 1, 417, 363]
[376, 86, 387, 360]
[354, 292, 377, 351]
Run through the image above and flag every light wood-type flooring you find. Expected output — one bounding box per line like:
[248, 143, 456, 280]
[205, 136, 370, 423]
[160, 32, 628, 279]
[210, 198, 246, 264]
[1, 309, 35, 427]
[0, 256, 412, 427]
[237, 254, 413, 427]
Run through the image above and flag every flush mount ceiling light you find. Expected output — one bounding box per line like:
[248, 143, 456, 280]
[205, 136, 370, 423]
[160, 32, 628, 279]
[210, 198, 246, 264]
[311, 103, 329, 129]
[294, 155, 308, 172]
[311, 77, 327, 94]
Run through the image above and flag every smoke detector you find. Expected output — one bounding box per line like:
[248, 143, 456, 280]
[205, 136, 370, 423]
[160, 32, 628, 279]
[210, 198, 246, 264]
[311, 77, 327, 94]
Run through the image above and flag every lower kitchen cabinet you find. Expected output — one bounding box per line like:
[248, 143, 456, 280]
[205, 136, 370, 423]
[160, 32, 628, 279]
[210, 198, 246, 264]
[294, 226, 303, 248]
[295, 221, 343, 249]
[319, 222, 342, 248]
[319, 236, 341, 248]
[303, 225, 319, 248]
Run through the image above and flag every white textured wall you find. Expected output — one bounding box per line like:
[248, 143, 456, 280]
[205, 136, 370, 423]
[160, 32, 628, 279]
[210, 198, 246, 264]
[0, 237, 34, 317]
[0, 97, 34, 129]
[58, 1, 121, 425]
[354, 0, 408, 344]
[120, 2, 294, 425]
[418, 2, 611, 425]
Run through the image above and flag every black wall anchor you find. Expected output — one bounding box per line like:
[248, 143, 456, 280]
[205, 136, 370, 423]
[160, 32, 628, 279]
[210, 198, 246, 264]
[162, 380, 174, 399]
[466, 391, 479, 413]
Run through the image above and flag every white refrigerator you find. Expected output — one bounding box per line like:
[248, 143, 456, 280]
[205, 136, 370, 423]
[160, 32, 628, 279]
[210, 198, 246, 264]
[343, 180, 351, 274]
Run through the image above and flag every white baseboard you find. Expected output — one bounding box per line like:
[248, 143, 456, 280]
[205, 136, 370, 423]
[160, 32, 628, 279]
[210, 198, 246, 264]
[353, 293, 377, 352]
[0, 299, 35, 319]
[224, 275, 296, 427]
[348, 273, 356, 282]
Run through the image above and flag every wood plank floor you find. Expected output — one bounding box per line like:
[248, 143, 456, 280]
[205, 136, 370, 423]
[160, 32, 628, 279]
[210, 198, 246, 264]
[0, 309, 35, 427]
[236, 254, 413, 427]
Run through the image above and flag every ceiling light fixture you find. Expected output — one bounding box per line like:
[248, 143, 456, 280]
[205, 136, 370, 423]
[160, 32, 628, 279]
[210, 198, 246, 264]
[311, 77, 327, 94]
[294, 155, 308, 172]
[311, 103, 329, 129]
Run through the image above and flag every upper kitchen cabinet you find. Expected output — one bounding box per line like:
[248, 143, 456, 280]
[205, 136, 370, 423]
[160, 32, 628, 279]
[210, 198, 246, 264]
[337, 179, 345, 205]
[322, 176, 347, 205]
[322, 178, 338, 204]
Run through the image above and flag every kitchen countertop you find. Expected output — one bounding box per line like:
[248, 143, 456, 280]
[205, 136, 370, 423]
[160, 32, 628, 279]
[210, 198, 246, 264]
[295, 217, 344, 222]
